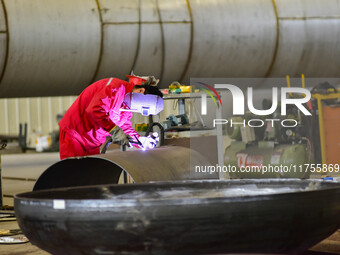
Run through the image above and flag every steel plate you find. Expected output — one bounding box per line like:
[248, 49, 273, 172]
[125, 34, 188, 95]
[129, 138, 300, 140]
[15, 179, 340, 255]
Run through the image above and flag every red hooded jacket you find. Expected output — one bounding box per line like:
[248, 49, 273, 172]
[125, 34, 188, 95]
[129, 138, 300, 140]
[59, 78, 139, 159]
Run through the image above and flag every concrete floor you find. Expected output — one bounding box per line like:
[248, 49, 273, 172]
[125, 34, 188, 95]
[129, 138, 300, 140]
[0, 219, 49, 255]
[0, 152, 59, 254]
[1, 152, 60, 207]
[0, 152, 339, 254]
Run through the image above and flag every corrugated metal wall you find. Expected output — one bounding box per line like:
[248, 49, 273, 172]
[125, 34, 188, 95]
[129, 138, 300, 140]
[0, 96, 77, 136]
[0, 96, 180, 136]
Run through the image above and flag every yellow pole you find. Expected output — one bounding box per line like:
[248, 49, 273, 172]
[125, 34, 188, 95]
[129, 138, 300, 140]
[301, 74, 305, 89]
[286, 75, 293, 97]
[286, 75, 291, 88]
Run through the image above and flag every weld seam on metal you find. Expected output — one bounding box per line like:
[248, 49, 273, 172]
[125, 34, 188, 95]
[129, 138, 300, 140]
[279, 16, 340, 20]
[129, 0, 142, 75]
[103, 21, 191, 25]
[3, 176, 37, 182]
[179, 0, 194, 83]
[155, 0, 165, 81]
[0, 0, 9, 84]
[265, 0, 280, 77]
[90, 0, 104, 84]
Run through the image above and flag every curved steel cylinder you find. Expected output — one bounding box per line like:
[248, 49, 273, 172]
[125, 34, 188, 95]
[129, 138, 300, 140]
[33, 146, 217, 191]
[0, 0, 340, 97]
[15, 179, 340, 254]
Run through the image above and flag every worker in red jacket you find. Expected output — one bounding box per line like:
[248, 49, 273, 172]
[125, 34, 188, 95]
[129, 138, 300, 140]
[59, 75, 164, 160]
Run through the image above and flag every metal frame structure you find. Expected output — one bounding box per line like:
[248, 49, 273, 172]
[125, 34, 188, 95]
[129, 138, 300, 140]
[312, 92, 340, 165]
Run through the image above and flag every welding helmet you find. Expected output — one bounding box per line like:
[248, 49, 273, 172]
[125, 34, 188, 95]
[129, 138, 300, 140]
[123, 92, 164, 116]
[126, 75, 147, 86]
[126, 72, 160, 87]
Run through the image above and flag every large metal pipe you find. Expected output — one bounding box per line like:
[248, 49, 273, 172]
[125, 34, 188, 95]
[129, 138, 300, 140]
[0, 0, 339, 97]
[33, 146, 218, 191]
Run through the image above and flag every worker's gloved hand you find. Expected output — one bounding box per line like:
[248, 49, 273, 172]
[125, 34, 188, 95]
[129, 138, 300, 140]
[111, 126, 131, 147]
[128, 135, 142, 149]
[138, 133, 159, 150]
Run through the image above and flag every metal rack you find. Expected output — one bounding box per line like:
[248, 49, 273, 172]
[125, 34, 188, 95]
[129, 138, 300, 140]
[312, 92, 340, 165]
[162, 92, 225, 179]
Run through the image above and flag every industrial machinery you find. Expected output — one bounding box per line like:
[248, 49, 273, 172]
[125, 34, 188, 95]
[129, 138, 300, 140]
[224, 120, 312, 178]
[224, 77, 313, 178]
[310, 83, 340, 166]
[162, 114, 190, 131]
[224, 76, 340, 179]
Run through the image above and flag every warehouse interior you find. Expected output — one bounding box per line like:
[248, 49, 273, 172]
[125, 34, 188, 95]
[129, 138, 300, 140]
[0, 0, 340, 254]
